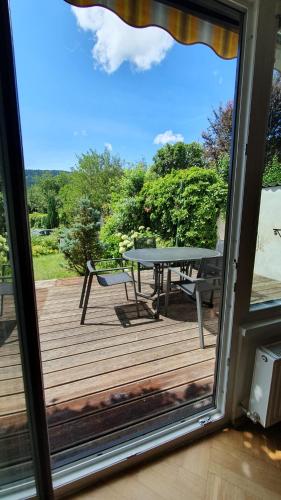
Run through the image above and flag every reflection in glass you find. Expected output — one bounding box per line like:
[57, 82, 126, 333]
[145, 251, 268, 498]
[0, 175, 36, 496]
[251, 36, 281, 306]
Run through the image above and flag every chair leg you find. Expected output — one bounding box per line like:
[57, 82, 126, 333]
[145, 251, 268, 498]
[124, 283, 129, 300]
[164, 269, 171, 316]
[131, 268, 140, 317]
[195, 289, 205, 349]
[160, 264, 164, 292]
[137, 262, 141, 293]
[79, 268, 89, 308]
[80, 273, 93, 325]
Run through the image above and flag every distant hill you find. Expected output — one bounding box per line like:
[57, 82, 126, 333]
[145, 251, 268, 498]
[25, 169, 70, 187]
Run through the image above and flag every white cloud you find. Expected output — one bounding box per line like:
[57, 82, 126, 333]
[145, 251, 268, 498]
[212, 69, 223, 85]
[73, 129, 88, 137]
[153, 130, 184, 145]
[71, 6, 174, 73]
[104, 142, 112, 151]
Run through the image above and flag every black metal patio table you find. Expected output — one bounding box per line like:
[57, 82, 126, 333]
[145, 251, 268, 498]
[123, 247, 220, 318]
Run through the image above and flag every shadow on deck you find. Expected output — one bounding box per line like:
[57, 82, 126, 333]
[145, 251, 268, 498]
[1, 270, 280, 481]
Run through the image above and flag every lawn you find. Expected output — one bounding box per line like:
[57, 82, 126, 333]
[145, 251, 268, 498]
[33, 253, 78, 281]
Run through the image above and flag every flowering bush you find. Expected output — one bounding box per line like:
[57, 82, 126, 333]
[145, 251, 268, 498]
[118, 226, 157, 254]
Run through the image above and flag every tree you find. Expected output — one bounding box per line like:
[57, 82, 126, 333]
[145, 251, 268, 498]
[266, 73, 281, 163]
[152, 142, 205, 177]
[46, 195, 59, 228]
[202, 74, 281, 164]
[60, 197, 103, 274]
[100, 163, 148, 250]
[27, 172, 70, 215]
[202, 101, 233, 163]
[59, 149, 124, 224]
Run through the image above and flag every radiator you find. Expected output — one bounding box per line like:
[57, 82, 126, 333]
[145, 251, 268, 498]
[248, 341, 281, 427]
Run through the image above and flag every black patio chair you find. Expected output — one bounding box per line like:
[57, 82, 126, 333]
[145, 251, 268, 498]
[134, 236, 156, 293]
[79, 258, 139, 324]
[165, 256, 223, 349]
[187, 239, 224, 277]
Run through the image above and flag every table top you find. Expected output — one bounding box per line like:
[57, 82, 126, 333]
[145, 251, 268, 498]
[123, 247, 220, 264]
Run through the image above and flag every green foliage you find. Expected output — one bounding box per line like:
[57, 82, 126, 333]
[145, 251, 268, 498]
[142, 167, 227, 248]
[0, 235, 8, 265]
[46, 195, 59, 228]
[27, 172, 70, 216]
[262, 154, 281, 186]
[152, 142, 205, 177]
[118, 162, 147, 198]
[60, 197, 103, 274]
[101, 163, 148, 241]
[25, 169, 69, 188]
[100, 218, 122, 258]
[213, 152, 230, 183]
[0, 191, 6, 235]
[31, 232, 60, 257]
[59, 149, 123, 224]
[29, 212, 48, 228]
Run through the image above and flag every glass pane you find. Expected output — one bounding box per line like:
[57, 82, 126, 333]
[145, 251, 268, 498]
[9, 0, 239, 478]
[251, 35, 281, 307]
[0, 175, 36, 496]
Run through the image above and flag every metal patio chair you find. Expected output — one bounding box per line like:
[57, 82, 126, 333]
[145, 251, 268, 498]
[165, 256, 223, 349]
[79, 258, 139, 324]
[187, 239, 224, 277]
[134, 236, 156, 293]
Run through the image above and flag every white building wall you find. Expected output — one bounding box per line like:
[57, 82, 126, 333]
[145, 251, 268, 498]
[254, 186, 281, 281]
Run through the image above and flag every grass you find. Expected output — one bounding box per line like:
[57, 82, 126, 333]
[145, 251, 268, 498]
[33, 253, 79, 281]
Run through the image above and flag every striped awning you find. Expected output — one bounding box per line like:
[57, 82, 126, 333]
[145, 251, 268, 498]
[65, 0, 239, 60]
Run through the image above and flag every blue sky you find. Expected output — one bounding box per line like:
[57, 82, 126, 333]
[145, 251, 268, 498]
[10, 0, 237, 171]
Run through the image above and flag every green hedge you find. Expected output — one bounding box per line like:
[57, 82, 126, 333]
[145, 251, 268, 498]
[29, 212, 48, 228]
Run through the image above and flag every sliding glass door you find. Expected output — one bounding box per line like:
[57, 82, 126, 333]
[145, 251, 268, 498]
[1, 0, 279, 497]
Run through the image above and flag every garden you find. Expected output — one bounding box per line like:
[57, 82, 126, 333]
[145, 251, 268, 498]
[10, 89, 281, 281]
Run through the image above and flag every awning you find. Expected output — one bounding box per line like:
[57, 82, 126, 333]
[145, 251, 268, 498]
[65, 0, 239, 60]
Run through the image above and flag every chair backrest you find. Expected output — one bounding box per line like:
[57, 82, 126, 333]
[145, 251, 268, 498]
[197, 256, 223, 279]
[134, 236, 156, 249]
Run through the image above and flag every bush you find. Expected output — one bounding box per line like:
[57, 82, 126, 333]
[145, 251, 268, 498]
[263, 154, 281, 186]
[100, 218, 122, 258]
[29, 212, 48, 228]
[31, 231, 60, 257]
[60, 197, 103, 274]
[100, 164, 149, 244]
[0, 234, 8, 266]
[142, 167, 227, 248]
[118, 227, 157, 254]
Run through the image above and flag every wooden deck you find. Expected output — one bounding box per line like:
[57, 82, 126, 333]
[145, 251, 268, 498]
[1, 270, 281, 482]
